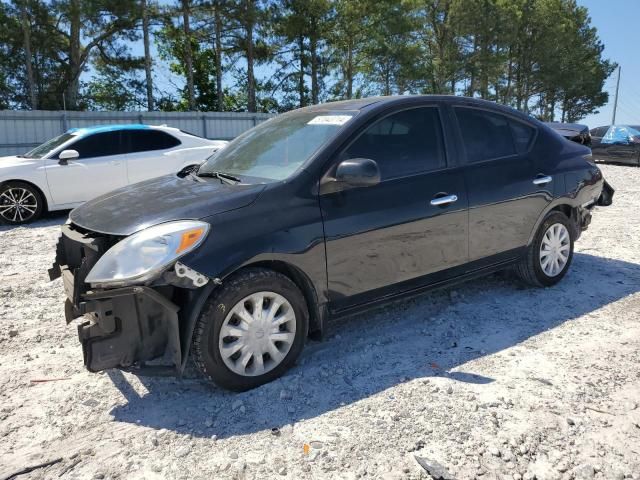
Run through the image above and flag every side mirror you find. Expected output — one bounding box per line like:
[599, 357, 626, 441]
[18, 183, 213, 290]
[335, 158, 381, 188]
[58, 149, 79, 165]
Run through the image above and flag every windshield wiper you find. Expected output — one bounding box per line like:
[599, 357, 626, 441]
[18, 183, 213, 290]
[197, 171, 241, 184]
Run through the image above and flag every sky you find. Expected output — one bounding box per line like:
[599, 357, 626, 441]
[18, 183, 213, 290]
[115, 0, 637, 127]
[577, 0, 640, 128]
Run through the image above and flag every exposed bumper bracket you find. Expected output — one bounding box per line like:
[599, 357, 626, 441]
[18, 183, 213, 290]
[77, 286, 181, 374]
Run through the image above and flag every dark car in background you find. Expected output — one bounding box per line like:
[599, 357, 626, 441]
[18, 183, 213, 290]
[590, 125, 640, 166]
[50, 96, 613, 391]
[545, 122, 591, 146]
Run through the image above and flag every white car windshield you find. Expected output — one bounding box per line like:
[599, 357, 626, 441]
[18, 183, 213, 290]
[198, 110, 357, 182]
[22, 132, 76, 159]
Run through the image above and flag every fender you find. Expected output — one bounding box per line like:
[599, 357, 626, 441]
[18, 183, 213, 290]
[0, 158, 54, 211]
[525, 167, 606, 246]
[178, 173, 329, 337]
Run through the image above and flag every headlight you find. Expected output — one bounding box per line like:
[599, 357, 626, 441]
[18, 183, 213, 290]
[86, 220, 210, 288]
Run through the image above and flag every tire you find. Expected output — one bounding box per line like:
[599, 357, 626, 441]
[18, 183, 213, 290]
[515, 211, 575, 287]
[0, 181, 44, 225]
[192, 268, 309, 391]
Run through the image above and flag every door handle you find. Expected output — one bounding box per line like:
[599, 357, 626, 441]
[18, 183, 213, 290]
[533, 175, 552, 185]
[430, 194, 458, 206]
[109, 161, 122, 166]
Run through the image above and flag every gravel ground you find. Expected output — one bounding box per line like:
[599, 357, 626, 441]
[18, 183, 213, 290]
[1, 164, 639, 480]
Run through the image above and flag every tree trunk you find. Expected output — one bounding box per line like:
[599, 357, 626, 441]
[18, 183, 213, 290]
[181, 0, 196, 110]
[479, 37, 489, 99]
[384, 60, 391, 96]
[142, 0, 154, 111]
[19, 1, 37, 109]
[66, 0, 81, 109]
[245, 0, 256, 112]
[468, 38, 477, 97]
[214, 3, 224, 111]
[515, 48, 522, 110]
[346, 39, 353, 99]
[298, 35, 305, 108]
[504, 47, 513, 105]
[310, 36, 318, 104]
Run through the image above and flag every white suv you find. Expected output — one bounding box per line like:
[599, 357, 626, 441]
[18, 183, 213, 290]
[0, 124, 228, 224]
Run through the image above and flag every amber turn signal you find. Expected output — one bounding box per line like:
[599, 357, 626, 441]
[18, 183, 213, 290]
[176, 227, 206, 254]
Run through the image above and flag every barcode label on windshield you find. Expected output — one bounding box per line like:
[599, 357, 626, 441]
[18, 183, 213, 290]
[307, 115, 352, 126]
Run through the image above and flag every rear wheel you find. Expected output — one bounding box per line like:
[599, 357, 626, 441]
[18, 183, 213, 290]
[515, 211, 574, 287]
[0, 181, 44, 225]
[191, 268, 308, 391]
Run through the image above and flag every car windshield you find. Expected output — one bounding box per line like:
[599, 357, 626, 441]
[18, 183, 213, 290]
[22, 132, 76, 159]
[198, 110, 357, 181]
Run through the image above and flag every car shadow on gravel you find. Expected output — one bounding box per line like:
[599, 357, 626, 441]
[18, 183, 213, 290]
[0, 210, 68, 231]
[108, 252, 640, 440]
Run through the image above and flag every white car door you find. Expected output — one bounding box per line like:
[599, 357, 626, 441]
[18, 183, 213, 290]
[120, 130, 185, 184]
[44, 131, 128, 206]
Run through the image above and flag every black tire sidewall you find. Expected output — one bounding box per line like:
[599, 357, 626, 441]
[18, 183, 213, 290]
[0, 181, 44, 225]
[531, 212, 575, 287]
[194, 270, 308, 391]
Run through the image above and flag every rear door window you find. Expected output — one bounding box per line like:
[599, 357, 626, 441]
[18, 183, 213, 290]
[121, 130, 181, 154]
[343, 106, 446, 180]
[454, 107, 518, 163]
[70, 131, 123, 159]
[510, 121, 536, 154]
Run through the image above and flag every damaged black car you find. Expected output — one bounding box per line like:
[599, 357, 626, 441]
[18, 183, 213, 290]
[50, 96, 614, 391]
[545, 122, 592, 146]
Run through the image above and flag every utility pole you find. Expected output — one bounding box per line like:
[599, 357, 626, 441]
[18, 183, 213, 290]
[612, 65, 621, 125]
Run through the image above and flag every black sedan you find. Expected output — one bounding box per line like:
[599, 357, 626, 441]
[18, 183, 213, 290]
[50, 96, 613, 391]
[590, 125, 640, 166]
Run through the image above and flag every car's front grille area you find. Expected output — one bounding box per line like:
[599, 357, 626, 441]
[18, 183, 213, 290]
[49, 224, 123, 306]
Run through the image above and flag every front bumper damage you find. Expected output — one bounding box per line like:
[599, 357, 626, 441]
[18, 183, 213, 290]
[49, 224, 212, 376]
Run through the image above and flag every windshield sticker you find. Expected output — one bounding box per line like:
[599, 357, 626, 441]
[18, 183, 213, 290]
[307, 115, 352, 126]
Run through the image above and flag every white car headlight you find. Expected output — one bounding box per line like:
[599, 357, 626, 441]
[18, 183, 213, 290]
[86, 220, 210, 288]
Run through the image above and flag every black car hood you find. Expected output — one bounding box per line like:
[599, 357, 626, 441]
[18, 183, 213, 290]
[70, 174, 266, 236]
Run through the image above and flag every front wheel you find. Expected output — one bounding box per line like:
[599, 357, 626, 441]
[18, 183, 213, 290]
[515, 211, 575, 287]
[191, 268, 308, 391]
[0, 181, 44, 225]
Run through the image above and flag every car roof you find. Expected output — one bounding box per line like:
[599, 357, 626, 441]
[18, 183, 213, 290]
[594, 125, 640, 131]
[66, 124, 163, 135]
[300, 95, 537, 122]
[546, 122, 589, 130]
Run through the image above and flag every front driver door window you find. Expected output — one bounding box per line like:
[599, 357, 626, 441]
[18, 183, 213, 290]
[44, 131, 127, 205]
[319, 106, 469, 311]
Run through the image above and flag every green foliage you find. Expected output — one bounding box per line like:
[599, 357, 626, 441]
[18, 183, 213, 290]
[2, 0, 616, 120]
[1, 0, 69, 109]
[156, 9, 221, 111]
[83, 58, 147, 111]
